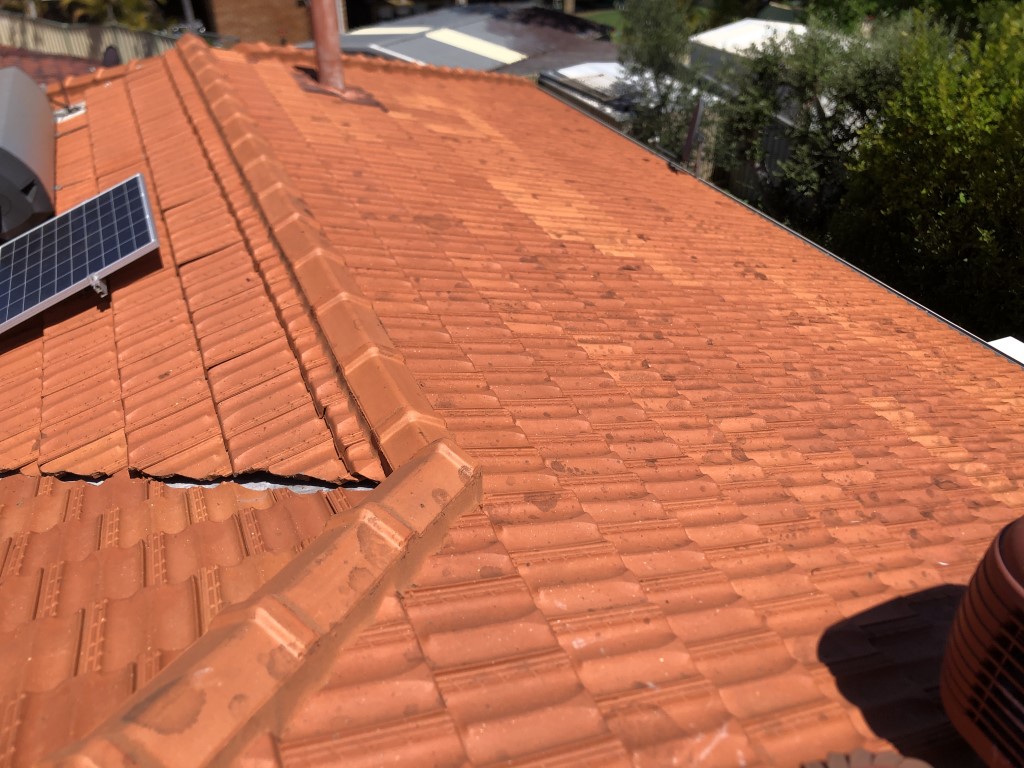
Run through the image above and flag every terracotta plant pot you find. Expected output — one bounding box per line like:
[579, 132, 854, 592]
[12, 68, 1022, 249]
[940, 517, 1024, 768]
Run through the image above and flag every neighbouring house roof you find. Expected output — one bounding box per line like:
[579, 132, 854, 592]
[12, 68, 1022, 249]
[538, 18, 810, 132]
[690, 17, 806, 56]
[325, 4, 617, 75]
[0, 45, 95, 85]
[0, 34, 1020, 767]
[538, 61, 632, 127]
[989, 336, 1024, 365]
[689, 18, 806, 78]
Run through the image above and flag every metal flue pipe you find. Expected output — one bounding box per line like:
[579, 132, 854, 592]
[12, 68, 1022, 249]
[310, 0, 345, 91]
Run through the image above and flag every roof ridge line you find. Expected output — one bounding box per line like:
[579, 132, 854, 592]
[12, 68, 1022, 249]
[175, 34, 449, 474]
[233, 41, 535, 84]
[41, 438, 482, 767]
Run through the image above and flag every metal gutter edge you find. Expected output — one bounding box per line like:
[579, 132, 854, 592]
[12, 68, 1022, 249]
[536, 73, 629, 127]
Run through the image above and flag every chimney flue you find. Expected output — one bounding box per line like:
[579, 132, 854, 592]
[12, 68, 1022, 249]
[310, 0, 345, 91]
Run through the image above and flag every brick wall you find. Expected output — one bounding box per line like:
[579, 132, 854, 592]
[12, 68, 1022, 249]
[210, 0, 312, 44]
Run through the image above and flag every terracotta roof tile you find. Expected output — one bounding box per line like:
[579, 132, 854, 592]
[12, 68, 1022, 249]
[0, 475, 311, 759]
[0, 32, 1019, 767]
[170, 49, 1022, 765]
[0, 36, 493, 764]
[2, 437, 477, 766]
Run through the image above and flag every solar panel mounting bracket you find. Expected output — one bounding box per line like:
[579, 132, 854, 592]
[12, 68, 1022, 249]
[89, 274, 108, 298]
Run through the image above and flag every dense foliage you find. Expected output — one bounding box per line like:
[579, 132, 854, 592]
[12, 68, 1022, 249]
[64, 0, 162, 27]
[834, 5, 1024, 338]
[710, 19, 918, 238]
[695, 0, 764, 30]
[808, 0, 996, 35]
[0, 0, 165, 29]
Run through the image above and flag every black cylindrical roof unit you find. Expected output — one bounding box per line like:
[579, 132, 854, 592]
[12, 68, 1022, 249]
[941, 517, 1024, 767]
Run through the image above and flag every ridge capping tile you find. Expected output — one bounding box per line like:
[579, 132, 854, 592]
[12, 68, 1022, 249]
[40, 437, 482, 767]
[228, 133, 270, 173]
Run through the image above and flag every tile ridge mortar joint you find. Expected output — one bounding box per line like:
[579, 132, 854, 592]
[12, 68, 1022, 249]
[175, 34, 451, 476]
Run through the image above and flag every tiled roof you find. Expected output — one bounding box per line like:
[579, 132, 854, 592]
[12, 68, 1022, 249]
[2, 35, 1022, 767]
[2, 441, 479, 767]
[9, 50, 385, 483]
[0, 472, 358, 766]
[0, 45, 94, 85]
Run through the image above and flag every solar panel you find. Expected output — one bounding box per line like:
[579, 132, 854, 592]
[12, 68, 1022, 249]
[0, 174, 158, 336]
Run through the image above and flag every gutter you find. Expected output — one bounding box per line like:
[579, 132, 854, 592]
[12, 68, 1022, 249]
[536, 71, 629, 127]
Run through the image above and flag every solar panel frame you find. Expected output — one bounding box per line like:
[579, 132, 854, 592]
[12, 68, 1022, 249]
[0, 173, 158, 336]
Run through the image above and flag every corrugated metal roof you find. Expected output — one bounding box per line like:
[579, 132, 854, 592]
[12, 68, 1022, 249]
[333, 4, 617, 74]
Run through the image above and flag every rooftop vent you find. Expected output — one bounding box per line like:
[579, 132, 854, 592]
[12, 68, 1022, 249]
[941, 517, 1024, 767]
[0, 66, 55, 240]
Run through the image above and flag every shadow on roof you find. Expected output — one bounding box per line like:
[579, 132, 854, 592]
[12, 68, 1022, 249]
[106, 248, 161, 289]
[817, 584, 983, 768]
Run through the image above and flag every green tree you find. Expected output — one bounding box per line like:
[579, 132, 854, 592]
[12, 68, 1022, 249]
[711, 18, 923, 238]
[701, 0, 767, 30]
[833, 4, 1024, 338]
[619, 0, 698, 159]
[807, 0, 1009, 35]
